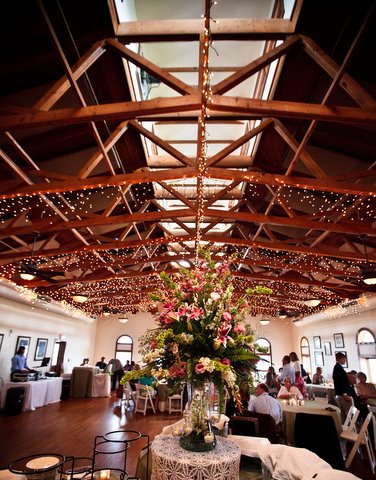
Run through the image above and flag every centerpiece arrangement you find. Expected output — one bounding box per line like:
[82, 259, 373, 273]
[121, 248, 271, 451]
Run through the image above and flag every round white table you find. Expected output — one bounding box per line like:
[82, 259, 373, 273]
[151, 435, 241, 480]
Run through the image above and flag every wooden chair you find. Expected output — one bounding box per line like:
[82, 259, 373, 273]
[135, 384, 156, 415]
[229, 416, 260, 437]
[340, 412, 375, 473]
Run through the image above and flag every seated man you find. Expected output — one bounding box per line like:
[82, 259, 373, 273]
[248, 383, 282, 426]
[277, 377, 303, 400]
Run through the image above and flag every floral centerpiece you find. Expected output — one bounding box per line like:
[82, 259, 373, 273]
[121, 248, 271, 449]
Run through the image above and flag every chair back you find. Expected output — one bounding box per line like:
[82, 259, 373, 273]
[229, 415, 259, 437]
[241, 411, 280, 444]
[342, 405, 359, 432]
[368, 404, 376, 450]
[294, 412, 345, 470]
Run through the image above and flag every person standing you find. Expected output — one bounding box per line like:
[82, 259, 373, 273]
[333, 351, 355, 420]
[11, 346, 35, 381]
[278, 355, 295, 385]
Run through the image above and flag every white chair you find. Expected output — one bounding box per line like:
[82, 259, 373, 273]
[367, 404, 376, 452]
[121, 381, 137, 409]
[135, 384, 156, 415]
[340, 412, 376, 473]
[168, 388, 184, 414]
[342, 406, 360, 433]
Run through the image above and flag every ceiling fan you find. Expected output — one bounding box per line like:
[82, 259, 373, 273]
[19, 233, 64, 284]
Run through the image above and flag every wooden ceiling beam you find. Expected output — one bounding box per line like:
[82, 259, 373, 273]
[2, 167, 376, 198]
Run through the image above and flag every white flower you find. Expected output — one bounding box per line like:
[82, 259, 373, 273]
[222, 368, 236, 388]
[210, 292, 221, 301]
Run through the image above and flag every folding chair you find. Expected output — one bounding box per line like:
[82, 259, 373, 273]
[168, 388, 184, 414]
[342, 406, 360, 433]
[340, 412, 376, 473]
[135, 384, 156, 415]
[367, 404, 376, 450]
[121, 382, 137, 409]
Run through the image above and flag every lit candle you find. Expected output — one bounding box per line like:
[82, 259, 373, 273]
[100, 470, 110, 480]
[204, 433, 214, 444]
[172, 426, 182, 437]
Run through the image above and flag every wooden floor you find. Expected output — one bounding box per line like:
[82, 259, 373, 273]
[0, 393, 375, 479]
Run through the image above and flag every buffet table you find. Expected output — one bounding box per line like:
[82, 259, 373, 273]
[151, 435, 241, 480]
[280, 399, 342, 445]
[0, 378, 63, 412]
[70, 366, 100, 397]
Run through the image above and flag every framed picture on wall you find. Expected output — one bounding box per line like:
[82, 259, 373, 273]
[0, 333, 3, 352]
[313, 336, 322, 349]
[15, 336, 31, 357]
[34, 338, 48, 361]
[324, 341, 332, 356]
[314, 351, 324, 366]
[335, 350, 348, 368]
[334, 333, 344, 349]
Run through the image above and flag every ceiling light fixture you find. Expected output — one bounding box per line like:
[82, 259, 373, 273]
[118, 315, 128, 324]
[259, 318, 270, 326]
[20, 272, 36, 281]
[102, 307, 111, 317]
[279, 310, 287, 319]
[303, 298, 321, 307]
[360, 235, 376, 285]
[72, 295, 88, 303]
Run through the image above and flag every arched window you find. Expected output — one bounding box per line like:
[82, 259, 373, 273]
[300, 337, 312, 379]
[115, 334, 133, 365]
[256, 337, 272, 382]
[357, 328, 376, 383]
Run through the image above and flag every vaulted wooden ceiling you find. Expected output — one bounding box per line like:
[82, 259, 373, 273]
[0, 0, 375, 320]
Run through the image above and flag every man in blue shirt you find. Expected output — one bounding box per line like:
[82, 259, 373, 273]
[11, 346, 34, 380]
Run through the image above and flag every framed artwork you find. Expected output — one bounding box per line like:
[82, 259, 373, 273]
[314, 351, 324, 366]
[335, 351, 348, 368]
[324, 341, 332, 356]
[0, 333, 3, 352]
[334, 333, 344, 349]
[313, 336, 322, 349]
[34, 338, 48, 361]
[15, 336, 31, 357]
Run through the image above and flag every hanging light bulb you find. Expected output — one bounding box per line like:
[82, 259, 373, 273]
[72, 295, 88, 303]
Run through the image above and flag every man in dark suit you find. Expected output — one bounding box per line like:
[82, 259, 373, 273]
[333, 351, 367, 420]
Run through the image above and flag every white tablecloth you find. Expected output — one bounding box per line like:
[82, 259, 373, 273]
[0, 378, 63, 411]
[151, 435, 240, 480]
[91, 373, 111, 397]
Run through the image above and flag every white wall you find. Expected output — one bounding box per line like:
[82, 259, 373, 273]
[292, 305, 376, 381]
[0, 295, 97, 381]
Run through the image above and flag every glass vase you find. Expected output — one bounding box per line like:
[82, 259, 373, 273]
[179, 382, 216, 452]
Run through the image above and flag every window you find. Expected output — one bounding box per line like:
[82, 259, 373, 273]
[256, 337, 272, 382]
[357, 328, 376, 383]
[115, 334, 133, 365]
[300, 337, 312, 378]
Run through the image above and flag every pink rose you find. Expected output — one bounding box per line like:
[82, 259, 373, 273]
[223, 312, 232, 322]
[195, 363, 206, 375]
[221, 358, 231, 366]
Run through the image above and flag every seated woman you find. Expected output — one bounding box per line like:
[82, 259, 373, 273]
[312, 367, 325, 385]
[266, 366, 278, 390]
[277, 377, 303, 400]
[356, 371, 376, 406]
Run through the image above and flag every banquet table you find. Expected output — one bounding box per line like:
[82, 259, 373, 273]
[307, 383, 336, 403]
[151, 435, 241, 480]
[0, 377, 63, 412]
[70, 366, 100, 397]
[280, 399, 342, 445]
